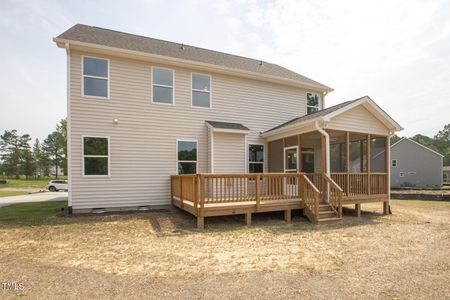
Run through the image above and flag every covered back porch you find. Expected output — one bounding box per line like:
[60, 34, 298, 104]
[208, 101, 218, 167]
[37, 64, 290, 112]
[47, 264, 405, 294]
[171, 97, 401, 228]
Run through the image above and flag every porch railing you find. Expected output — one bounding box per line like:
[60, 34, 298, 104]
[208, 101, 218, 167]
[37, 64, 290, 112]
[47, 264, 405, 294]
[170, 173, 343, 224]
[330, 172, 388, 197]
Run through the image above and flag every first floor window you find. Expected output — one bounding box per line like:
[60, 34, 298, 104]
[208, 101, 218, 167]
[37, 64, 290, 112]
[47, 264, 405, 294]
[177, 140, 197, 174]
[152, 67, 174, 104]
[248, 144, 264, 173]
[399, 172, 404, 177]
[306, 92, 320, 114]
[83, 56, 109, 98]
[83, 137, 109, 176]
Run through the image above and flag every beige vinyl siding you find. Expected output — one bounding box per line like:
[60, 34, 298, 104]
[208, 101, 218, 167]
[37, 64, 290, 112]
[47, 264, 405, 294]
[213, 133, 246, 173]
[69, 50, 315, 210]
[327, 105, 389, 135]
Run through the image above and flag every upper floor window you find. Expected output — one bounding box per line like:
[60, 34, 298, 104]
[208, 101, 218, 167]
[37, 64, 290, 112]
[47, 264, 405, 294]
[248, 144, 264, 173]
[306, 93, 320, 114]
[391, 159, 397, 167]
[177, 140, 197, 174]
[152, 67, 174, 104]
[192, 73, 211, 108]
[83, 136, 109, 176]
[83, 57, 109, 98]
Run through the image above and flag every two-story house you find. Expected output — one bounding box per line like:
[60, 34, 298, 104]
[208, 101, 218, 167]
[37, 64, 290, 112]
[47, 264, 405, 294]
[54, 24, 402, 228]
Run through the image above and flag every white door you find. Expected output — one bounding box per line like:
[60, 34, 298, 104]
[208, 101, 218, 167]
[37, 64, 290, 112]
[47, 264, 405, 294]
[284, 146, 298, 173]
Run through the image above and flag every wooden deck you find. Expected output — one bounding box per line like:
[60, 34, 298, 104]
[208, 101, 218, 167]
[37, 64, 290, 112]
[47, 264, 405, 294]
[171, 172, 389, 228]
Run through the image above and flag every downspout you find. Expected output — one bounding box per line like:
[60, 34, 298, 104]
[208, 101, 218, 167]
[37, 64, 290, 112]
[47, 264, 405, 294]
[314, 120, 330, 175]
[65, 42, 72, 214]
[387, 132, 392, 214]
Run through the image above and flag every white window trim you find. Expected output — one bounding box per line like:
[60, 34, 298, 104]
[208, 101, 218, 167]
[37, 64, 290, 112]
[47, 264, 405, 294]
[191, 72, 212, 109]
[306, 92, 320, 114]
[284, 146, 299, 172]
[176, 139, 198, 174]
[81, 135, 110, 177]
[151, 66, 175, 105]
[81, 55, 110, 99]
[392, 159, 397, 167]
[248, 143, 265, 173]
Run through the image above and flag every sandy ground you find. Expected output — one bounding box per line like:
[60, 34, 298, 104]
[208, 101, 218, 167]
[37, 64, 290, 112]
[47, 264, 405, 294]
[0, 201, 449, 299]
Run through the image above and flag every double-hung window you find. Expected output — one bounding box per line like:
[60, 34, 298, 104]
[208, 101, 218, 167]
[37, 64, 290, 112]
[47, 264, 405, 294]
[248, 144, 264, 173]
[177, 140, 197, 174]
[152, 67, 174, 104]
[83, 137, 109, 176]
[391, 159, 397, 167]
[192, 73, 211, 108]
[306, 93, 320, 114]
[82, 56, 109, 98]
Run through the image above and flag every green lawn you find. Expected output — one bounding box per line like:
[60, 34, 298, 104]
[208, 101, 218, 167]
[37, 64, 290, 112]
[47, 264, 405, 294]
[0, 179, 51, 190]
[0, 191, 29, 197]
[0, 201, 67, 224]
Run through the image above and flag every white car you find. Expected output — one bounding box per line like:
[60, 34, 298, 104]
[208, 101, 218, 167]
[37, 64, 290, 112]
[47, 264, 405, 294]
[47, 180, 68, 192]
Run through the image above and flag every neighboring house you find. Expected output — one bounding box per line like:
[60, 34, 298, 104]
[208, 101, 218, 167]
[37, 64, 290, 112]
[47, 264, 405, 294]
[54, 24, 402, 227]
[390, 138, 443, 187]
[443, 166, 450, 184]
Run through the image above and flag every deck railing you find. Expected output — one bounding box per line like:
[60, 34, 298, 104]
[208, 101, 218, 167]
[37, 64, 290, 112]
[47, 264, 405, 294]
[171, 173, 345, 224]
[330, 172, 388, 197]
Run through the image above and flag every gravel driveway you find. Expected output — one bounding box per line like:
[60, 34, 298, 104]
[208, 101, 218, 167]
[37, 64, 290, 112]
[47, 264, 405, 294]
[0, 191, 68, 207]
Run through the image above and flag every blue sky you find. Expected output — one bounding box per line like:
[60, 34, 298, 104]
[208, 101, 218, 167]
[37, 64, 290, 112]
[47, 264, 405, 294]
[1, 0, 449, 141]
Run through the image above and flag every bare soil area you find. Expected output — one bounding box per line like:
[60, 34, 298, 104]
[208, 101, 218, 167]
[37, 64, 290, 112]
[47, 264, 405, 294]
[0, 200, 449, 299]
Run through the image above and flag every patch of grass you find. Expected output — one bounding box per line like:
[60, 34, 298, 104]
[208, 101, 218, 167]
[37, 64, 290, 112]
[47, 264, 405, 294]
[391, 199, 450, 208]
[0, 191, 29, 197]
[0, 201, 67, 224]
[0, 179, 50, 190]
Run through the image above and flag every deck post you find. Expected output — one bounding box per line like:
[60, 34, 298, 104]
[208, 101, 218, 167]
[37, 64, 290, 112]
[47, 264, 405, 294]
[383, 201, 389, 215]
[255, 174, 261, 210]
[245, 212, 252, 226]
[197, 216, 204, 229]
[385, 135, 391, 214]
[195, 174, 200, 215]
[367, 134, 371, 195]
[180, 176, 184, 209]
[284, 209, 292, 224]
[355, 203, 361, 217]
[297, 134, 302, 172]
[346, 132, 350, 197]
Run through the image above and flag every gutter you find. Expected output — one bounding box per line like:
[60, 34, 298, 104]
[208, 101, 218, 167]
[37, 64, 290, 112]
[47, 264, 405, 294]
[314, 120, 330, 175]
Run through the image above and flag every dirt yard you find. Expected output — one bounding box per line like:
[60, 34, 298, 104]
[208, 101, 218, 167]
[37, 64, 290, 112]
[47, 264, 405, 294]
[0, 200, 449, 299]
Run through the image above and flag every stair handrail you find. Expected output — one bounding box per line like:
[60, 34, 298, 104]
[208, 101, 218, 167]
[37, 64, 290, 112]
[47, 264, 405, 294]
[323, 173, 343, 218]
[302, 174, 321, 223]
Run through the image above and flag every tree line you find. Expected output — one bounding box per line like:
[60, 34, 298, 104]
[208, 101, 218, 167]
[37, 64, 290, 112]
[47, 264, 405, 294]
[0, 119, 67, 179]
[392, 123, 450, 166]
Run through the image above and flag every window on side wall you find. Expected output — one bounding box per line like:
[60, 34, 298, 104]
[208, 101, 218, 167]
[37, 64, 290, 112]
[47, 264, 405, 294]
[248, 144, 264, 173]
[192, 73, 211, 108]
[83, 137, 109, 176]
[152, 67, 174, 104]
[391, 159, 397, 167]
[306, 93, 320, 114]
[399, 172, 404, 177]
[83, 57, 109, 98]
[177, 140, 197, 174]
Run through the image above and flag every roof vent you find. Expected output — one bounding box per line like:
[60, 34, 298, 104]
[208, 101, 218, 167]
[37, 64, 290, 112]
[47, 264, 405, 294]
[180, 43, 185, 50]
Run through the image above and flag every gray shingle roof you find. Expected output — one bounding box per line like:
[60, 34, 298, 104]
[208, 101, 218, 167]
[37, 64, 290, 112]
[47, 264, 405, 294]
[264, 97, 365, 133]
[206, 121, 250, 131]
[56, 24, 330, 90]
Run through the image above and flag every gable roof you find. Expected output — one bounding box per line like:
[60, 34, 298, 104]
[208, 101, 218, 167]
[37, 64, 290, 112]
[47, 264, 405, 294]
[54, 24, 331, 92]
[261, 96, 403, 137]
[206, 121, 250, 131]
[391, 137, 444, 157]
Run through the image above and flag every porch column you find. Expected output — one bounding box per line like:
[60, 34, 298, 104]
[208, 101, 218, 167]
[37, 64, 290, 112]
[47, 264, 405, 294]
[384, 135, 391, 214]
[297, 134, 302, 173]
[367, 134, 371, 195]
[346, 132, 350, 197]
